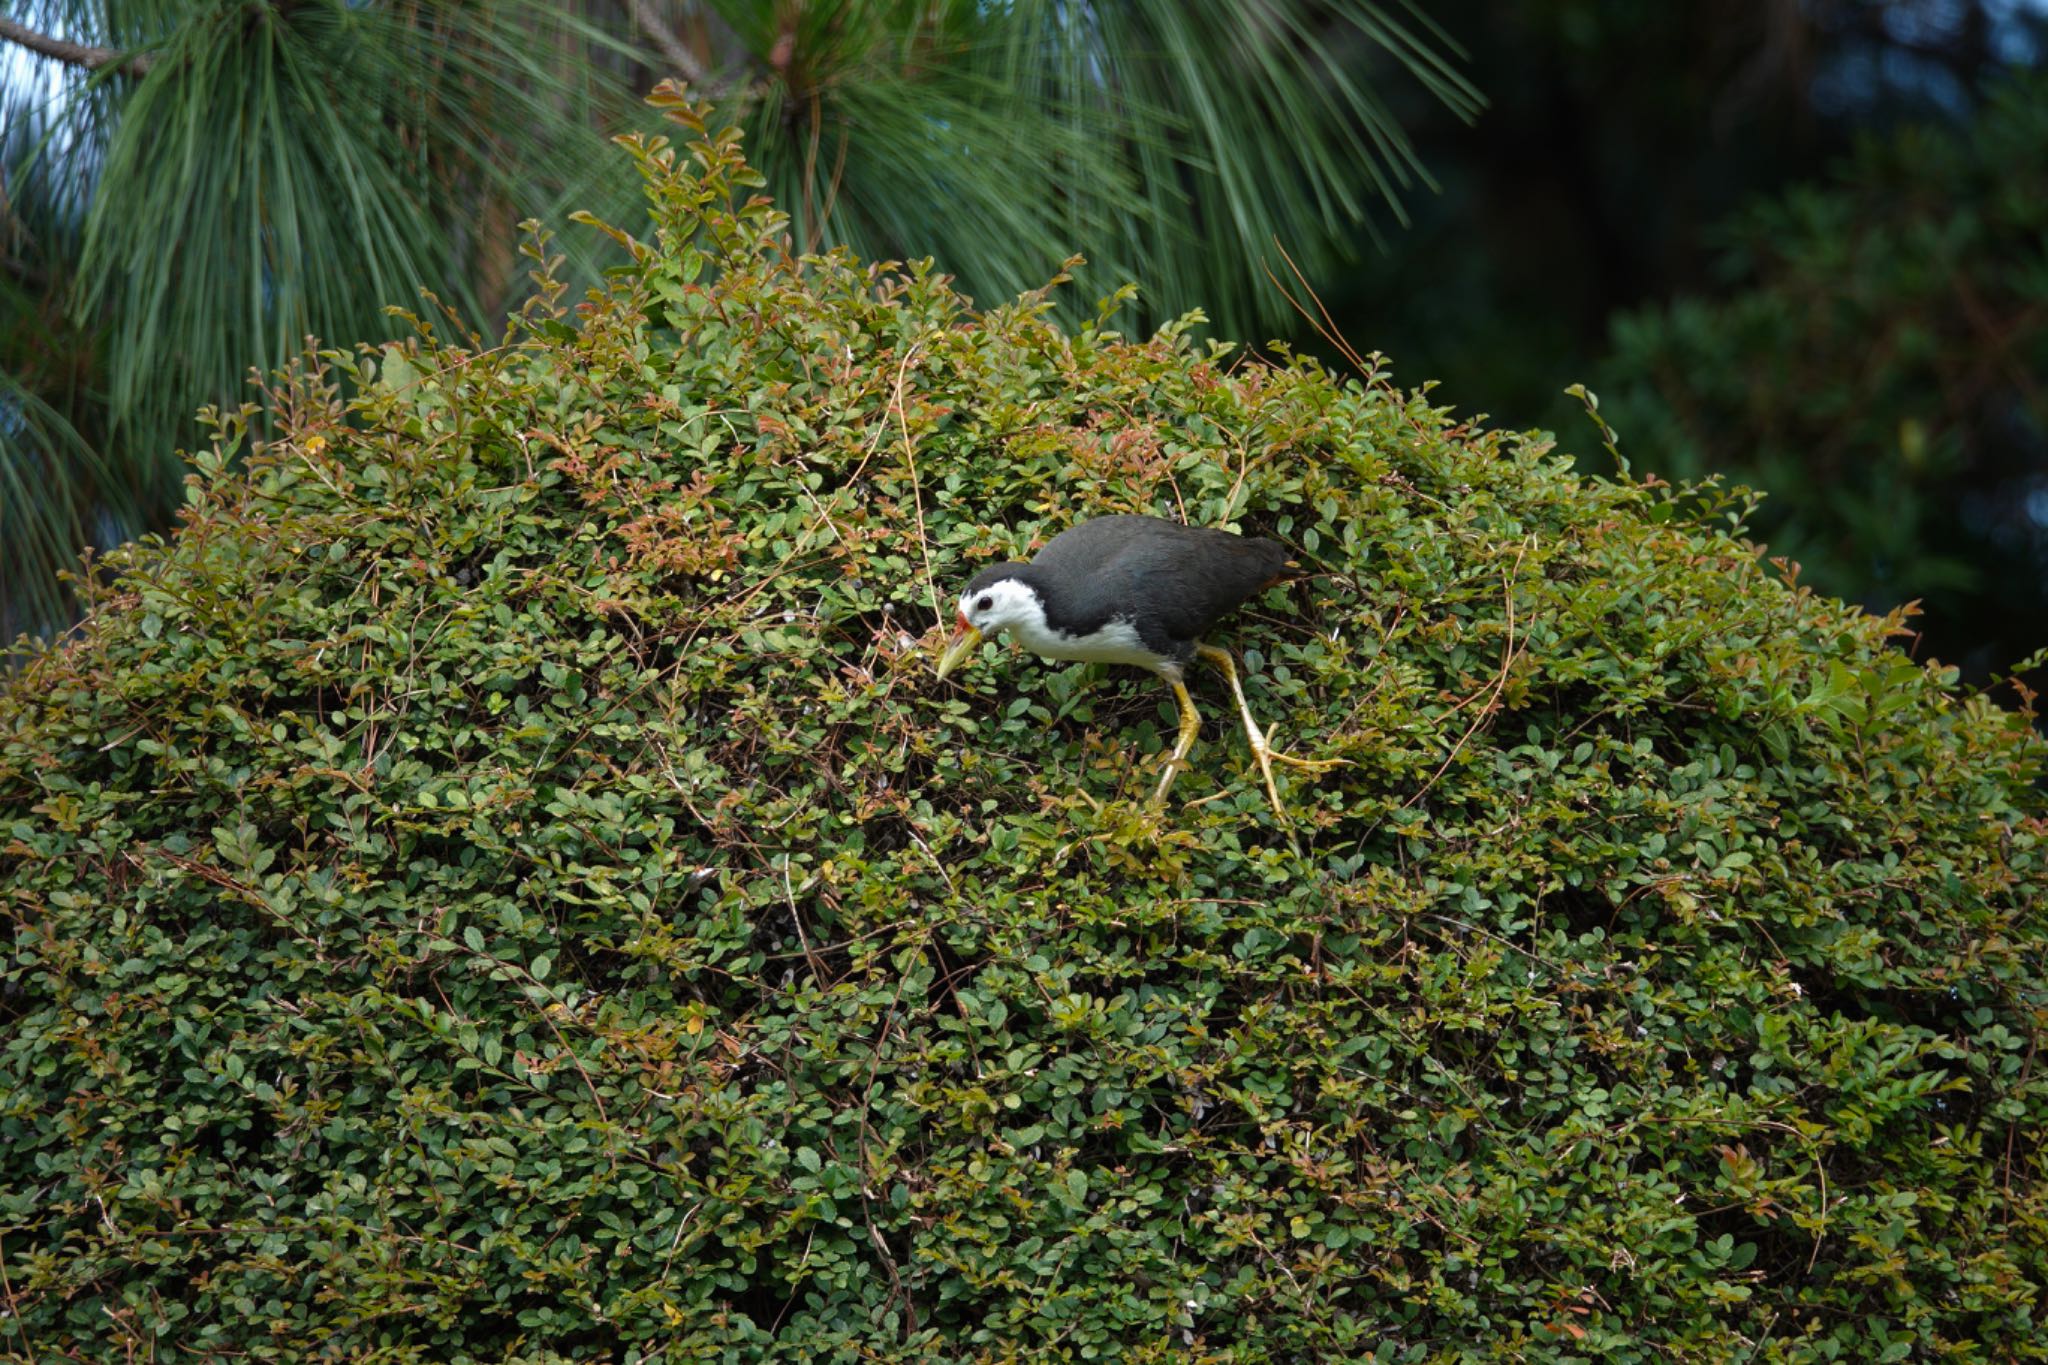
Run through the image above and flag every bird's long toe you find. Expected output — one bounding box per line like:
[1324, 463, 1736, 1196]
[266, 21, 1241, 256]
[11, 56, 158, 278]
[1258, 727, 1345, 772]
[1245, 729, 1343, 821]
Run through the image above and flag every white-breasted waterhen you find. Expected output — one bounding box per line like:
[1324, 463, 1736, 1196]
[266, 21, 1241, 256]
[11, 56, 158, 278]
[932, 514, 1338, 817]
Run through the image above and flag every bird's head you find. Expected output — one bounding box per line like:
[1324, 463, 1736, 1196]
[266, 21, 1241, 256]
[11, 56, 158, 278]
[933, 568, 1041, 679]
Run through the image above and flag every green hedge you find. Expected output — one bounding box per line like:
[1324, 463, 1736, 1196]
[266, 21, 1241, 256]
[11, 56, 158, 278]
[3, 94, 2045, 1362]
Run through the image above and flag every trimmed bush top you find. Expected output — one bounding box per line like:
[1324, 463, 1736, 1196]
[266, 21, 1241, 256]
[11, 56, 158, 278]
[3, 94, 2045, 1362]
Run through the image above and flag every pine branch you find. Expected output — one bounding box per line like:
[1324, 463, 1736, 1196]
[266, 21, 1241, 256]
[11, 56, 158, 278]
[621, 0, 715, 92]
[0, 15, 152, 77]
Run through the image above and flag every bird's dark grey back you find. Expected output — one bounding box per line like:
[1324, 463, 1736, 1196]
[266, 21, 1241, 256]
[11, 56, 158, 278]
[1002, 515, 1290, 654]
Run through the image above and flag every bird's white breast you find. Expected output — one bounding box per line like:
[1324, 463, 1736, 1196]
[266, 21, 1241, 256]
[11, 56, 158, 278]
[1012, 612, 1161, 671]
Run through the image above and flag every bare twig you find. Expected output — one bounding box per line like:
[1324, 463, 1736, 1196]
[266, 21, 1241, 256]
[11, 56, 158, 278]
[657, 1201, 705, 1287]
[2004, 1030, 2038, 1222]
[0, 15, 153, 77]
[903, 825, 956, 898]
[890, 341, 944, 629]
[1807, 1154, 1830, 1273]
[1403, 540, 1533, 809]
[780, 859, 832, 985]
[621, 0, 715, 91]
[2, 252, 50, 290]
[1268, 237, 1371, 377]
[0, 1230, 31, 1361]
[852, 972, 917, 1335]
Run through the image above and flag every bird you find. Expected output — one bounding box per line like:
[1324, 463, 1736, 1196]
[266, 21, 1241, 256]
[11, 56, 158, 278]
[932, 514, 1338, 818]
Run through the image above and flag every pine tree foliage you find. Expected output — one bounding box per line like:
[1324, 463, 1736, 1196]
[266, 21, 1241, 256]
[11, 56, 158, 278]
[0, 0, 1477, 640]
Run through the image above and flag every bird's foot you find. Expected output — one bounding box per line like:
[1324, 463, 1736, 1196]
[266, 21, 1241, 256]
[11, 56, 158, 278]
[1248, 728, 1343, 822]
[1259, 726, 1347, 772]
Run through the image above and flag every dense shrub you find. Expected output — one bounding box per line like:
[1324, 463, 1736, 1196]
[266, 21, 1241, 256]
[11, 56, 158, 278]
[3, 92, 2045, 1362]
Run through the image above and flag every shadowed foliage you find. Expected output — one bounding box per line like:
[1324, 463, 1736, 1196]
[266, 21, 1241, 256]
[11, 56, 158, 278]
[1, 94, 2044, 1361]
[1597, 75, 2048, 685]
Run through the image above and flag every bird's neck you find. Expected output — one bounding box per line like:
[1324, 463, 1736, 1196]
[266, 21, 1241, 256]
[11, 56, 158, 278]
[997, 568, 1058, 642]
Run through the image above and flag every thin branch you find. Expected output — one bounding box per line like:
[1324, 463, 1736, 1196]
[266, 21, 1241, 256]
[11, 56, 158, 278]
[890, 342, 944, 630]
[621, 0, 713, 91]
[0, 15, 152, 77]
[2, 253, 49, 290]
[1403, 539, 1533, 810]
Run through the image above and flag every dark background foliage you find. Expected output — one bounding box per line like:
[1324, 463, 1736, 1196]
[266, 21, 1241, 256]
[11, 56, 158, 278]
[1597, 80, 2048, 684]
[1330, 0, 2048, 694]
[0, 103, 2043, 1361]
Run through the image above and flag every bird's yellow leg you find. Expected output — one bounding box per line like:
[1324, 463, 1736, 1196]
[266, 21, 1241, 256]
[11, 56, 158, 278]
[1195, 644, 1340, 818]
[1152, 679, 1204, 806]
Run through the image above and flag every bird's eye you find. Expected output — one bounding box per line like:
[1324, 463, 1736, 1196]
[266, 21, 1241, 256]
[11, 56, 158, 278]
[975, 595, 993, 613]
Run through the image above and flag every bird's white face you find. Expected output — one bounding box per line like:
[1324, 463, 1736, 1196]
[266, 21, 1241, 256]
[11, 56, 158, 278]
[956, 578, 1044, 640]
[933, 576, 1043, 679]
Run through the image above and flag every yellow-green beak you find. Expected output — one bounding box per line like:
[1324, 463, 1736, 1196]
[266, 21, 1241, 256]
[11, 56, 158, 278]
[934, 625, 982, 680]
